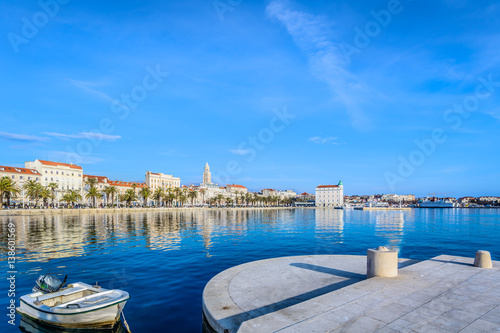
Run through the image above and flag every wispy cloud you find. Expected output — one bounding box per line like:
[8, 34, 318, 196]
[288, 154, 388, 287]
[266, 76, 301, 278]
[266, 0, 383, 128]
[0, 132, 49, 142]
[309, 136, 338, 145]
[45, 132, 121, 141]
[69, 79, 129, 109]
[229, 149, 251, 155]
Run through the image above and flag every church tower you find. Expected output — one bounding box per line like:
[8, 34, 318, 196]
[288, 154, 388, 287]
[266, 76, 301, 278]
[203, 162, 211, 184]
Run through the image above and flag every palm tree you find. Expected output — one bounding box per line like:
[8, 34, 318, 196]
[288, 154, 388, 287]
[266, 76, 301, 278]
[245, 193, 252, 206]
[85, 186, 100, 207]
[152, 188, 164, 206]
[234, 191, 240, 205]
[0, 176, 20, 208]
[85, 177, 98, 187]
[106, 186, 118, 207]
[225, 197, 233, 207]
[138, 187, 151, 207]
[200, 189, 207, 204]
[131, 183, 138, 206]
[173, 187, 181, 206]
[41, 186, 52, 207]
[24, 180, 44, 208]
[179, 195, 187, 206]
[62, 190, 82, 207]
[188, 190, 198, 206]
[122, 189, 137, 207]
[166, 193, 175, 207]
[215, 194, 225, 207]
[47, 182, 58, 207]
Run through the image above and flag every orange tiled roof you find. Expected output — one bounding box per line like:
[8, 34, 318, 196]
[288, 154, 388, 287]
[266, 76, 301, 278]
[316, 185, 339, 188]
[38, 159, 82, 170]
[0, 165, 41, 175]
[228, 184, 246, 189]
[84, 175, 109, 183]
[299, 192, 311, 196]
[109, 180, 147, 188]
[262, 188, 275, 191]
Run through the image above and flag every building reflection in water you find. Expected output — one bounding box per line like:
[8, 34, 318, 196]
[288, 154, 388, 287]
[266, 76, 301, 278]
[314, 208, 344, 244]
[0, 209, 303, 263]
[372, 210, 410, 251]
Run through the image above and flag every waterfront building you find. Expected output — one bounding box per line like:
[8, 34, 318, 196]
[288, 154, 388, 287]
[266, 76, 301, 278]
[226, 184, 247, 195]
[276, 190, 296, 199]
[25, 159, 83, 200]
[0, 165, 42, 204]
[146, 171, 180, 190]
[83, 175, 110, 191]
[297, 192, 315, 201]
[261, 188, 275, 197]
[315, 181, 344, 207]
[381, 194, 416, 203]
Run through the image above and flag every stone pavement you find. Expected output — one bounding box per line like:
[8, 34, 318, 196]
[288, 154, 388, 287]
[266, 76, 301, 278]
[202, 254, 500, 332]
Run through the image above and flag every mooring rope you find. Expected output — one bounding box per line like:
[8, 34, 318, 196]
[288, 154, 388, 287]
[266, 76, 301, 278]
[118, 304, 131, 333]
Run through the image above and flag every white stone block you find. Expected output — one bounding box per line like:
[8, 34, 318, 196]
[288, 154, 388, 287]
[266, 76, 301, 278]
[367, 246, 398, 278]
[473, 250, 492, 269]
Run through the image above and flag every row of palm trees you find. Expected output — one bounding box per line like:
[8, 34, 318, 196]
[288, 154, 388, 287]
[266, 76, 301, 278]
[0, 177, 60, 208]
[207, 192, 295, 207]
[1, 176, 296, 209]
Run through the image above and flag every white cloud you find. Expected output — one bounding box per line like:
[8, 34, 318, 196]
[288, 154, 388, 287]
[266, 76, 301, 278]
[266, 0, 380, 128]
[69, 79, 129, 110]
[230, 149, 251, 155]
[45, 132, 121, 141]
[309, 136, 338, 144]
[0, 132, 49, 142]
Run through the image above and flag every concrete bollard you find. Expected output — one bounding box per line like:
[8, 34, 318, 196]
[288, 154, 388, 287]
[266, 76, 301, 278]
[367, 246, 398, 278]
[474, 250, 493, 269]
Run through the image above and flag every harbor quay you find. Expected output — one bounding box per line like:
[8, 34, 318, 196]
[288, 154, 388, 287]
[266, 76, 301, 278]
[202, 253, 500, 333]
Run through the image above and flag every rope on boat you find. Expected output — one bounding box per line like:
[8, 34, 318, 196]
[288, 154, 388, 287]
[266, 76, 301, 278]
[118, 304, 132, 333]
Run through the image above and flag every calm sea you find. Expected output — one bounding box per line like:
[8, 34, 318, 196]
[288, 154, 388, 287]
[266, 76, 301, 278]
[1, 208, 499, 332]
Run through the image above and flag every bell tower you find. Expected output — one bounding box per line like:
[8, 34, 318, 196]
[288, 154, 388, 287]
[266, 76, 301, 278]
[203, 163, 211, 184]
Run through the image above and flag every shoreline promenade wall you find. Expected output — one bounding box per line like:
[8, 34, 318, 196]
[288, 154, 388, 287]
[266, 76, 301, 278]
[0, 206, 317, 217]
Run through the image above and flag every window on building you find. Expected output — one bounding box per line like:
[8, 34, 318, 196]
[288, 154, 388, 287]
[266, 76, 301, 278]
[20, 176, 23, 180]
[28, 177, 31, 180]
[12, 175, 15, 179]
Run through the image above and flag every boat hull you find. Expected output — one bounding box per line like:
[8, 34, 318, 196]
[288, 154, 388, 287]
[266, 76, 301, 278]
[17, 282, 129, 329]
[17, 300, 127, 328]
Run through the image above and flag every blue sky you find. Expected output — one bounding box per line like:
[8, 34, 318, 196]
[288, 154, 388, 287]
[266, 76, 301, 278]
[1, 0, 499, 197]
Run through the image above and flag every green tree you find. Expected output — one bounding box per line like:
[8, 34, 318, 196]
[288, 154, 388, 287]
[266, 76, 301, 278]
[152, 188, 164, 206]
[0, 176, 20, 208]
[85, 185, 100, 207]
[106, 186, 118, 207]
[200, 189, 206, 204]
[122, 189, 137, 207]
[47, 182, 58, 206]
[62, 190, 82, 207]
[138, 187, 151, 207]
[188, 190, 198, 206]
[23, 180, 44, 207]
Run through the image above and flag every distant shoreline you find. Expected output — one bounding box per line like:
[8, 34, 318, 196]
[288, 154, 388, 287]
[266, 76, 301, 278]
[0, 206, 314, 216]
[1, 206, 498, 217]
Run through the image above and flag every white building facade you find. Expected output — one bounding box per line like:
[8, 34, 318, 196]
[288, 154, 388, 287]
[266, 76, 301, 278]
[315, 181, 344, 207]
[146, 171, 180, 190]
[25, 159, 83, 200]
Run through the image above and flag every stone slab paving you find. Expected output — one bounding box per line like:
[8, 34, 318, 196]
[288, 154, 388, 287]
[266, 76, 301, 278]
[202, 254, 500, 333]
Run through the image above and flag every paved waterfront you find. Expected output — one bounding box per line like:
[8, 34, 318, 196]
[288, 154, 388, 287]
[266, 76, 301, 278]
[203, 254, 500, 332]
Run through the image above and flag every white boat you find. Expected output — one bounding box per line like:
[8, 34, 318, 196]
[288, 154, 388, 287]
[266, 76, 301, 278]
[419, 198, 457, 208]
[17, 281, 130, 329]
